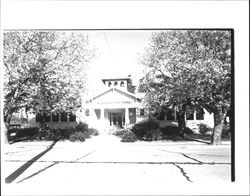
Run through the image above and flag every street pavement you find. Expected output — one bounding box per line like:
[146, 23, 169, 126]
[2, 134, 232, 195]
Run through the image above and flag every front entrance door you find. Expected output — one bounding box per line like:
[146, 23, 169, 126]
[109, 112, 123, 127]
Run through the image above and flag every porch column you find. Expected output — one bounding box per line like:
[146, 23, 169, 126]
[125, 108, 129, 125]
[122, 113, 124, 126]
[100, 108, 104, 120]
[90, 109, 94, 119]
[99, 108, 105, 131]
[111, 112, 114, 126]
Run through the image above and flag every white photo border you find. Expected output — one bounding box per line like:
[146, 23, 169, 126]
[1, 0, 249, 195]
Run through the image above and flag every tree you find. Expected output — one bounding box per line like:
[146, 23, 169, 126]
[3, 31, 95, 141]
[139, 30, 231, 145]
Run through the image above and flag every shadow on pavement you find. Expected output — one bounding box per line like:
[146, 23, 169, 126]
[159, 134, 211, 144]
[5, 140, 58, 183]
[183, 135, 211, 144]
[17, 162, 59, 183]
[16, 150, 96, 183]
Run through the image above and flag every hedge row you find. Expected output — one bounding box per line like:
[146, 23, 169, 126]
[8, 122, 98, 142]
[130, 119, 194, 141]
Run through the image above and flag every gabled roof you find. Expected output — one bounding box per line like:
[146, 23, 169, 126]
[87, 87, 141, 103]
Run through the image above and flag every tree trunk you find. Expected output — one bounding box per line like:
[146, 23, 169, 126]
[37, 111, 50, 140]
[229, 110, 233, 131]
[4, 113, 12, 144]
[211, 107, 226, 145]
[4, 123, 9, 144]
[177, 111, 185, 138]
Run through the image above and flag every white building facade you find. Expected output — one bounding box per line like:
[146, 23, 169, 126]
[20, 77, 214, 133]
[79, 77, 148, 132]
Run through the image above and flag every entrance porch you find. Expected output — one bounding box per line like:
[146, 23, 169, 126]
[107, 109, 125, 128]
[92, 108, 136, 131]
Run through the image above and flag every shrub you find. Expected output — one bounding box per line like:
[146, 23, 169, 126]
[80, 128, 99, 139]
[37, 125, 50, 140]
[65, 122, 91, 139]
[59, 128, 74, 139]
[222, 125, 231, 138]
[87, 128, 99, 136]
[83, 132, 91, 139]
[160, 125, 181, 136]
[37, 127, 63, 141]
[75, 122, 88, 133]
[132, 119, 160, 138]
[36, 127, 77, 141]
[121, 131, 137, 142]
[143, 129, 162, 141]
[184, 127, 194, 135]
[48, 128, 74, 140]
[69, 132, 85, 142]
[198, 123, 213, 135]
[113, 129, 127, 136]
[69, 133, 78, 142]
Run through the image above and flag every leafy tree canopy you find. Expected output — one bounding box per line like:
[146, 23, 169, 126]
[139, 30, 231, 144]
[3, 31, 96, 123]
[140, 30, 231, 112]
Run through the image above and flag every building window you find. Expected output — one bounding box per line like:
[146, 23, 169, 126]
[120, 81, 124, 87]
[129, 108, 133, 117]
[140, 109, 145, 116]
[114, 81, 118, 86]
[36, 111, 73, 123]
[196, 109, 204, 120]
[166, 109, 175, 120]
[186, 109, 194, 120]
[36, 113, 52, 122]
[36, 113, 43, 122]
[36, 113, 51, 123]
[155, 110, 165, 120]
[85, 109, 89, 116]
[108, 82, 112, 87]
[61, 112, 68, 122]
[52, 113, 59, 122]
[45, 113, 51, 122]
[69, 113, 76, 122]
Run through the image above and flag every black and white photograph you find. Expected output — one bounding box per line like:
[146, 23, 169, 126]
[0, 1, 249, 196]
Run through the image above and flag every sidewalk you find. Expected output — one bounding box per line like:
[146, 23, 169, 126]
[184, 134, 231, 145]
[2, 134, 232, 195]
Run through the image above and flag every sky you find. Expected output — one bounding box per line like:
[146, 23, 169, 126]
[86, 30, 155, 95]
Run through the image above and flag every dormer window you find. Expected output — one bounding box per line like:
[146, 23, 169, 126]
[120, 81, 124, 87]
[102, 77, 132, 92]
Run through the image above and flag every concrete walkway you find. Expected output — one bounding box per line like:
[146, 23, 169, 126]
[2, 134, 232, 195]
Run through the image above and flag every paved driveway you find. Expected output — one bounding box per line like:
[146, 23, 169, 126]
[2, 134, 232, 195]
